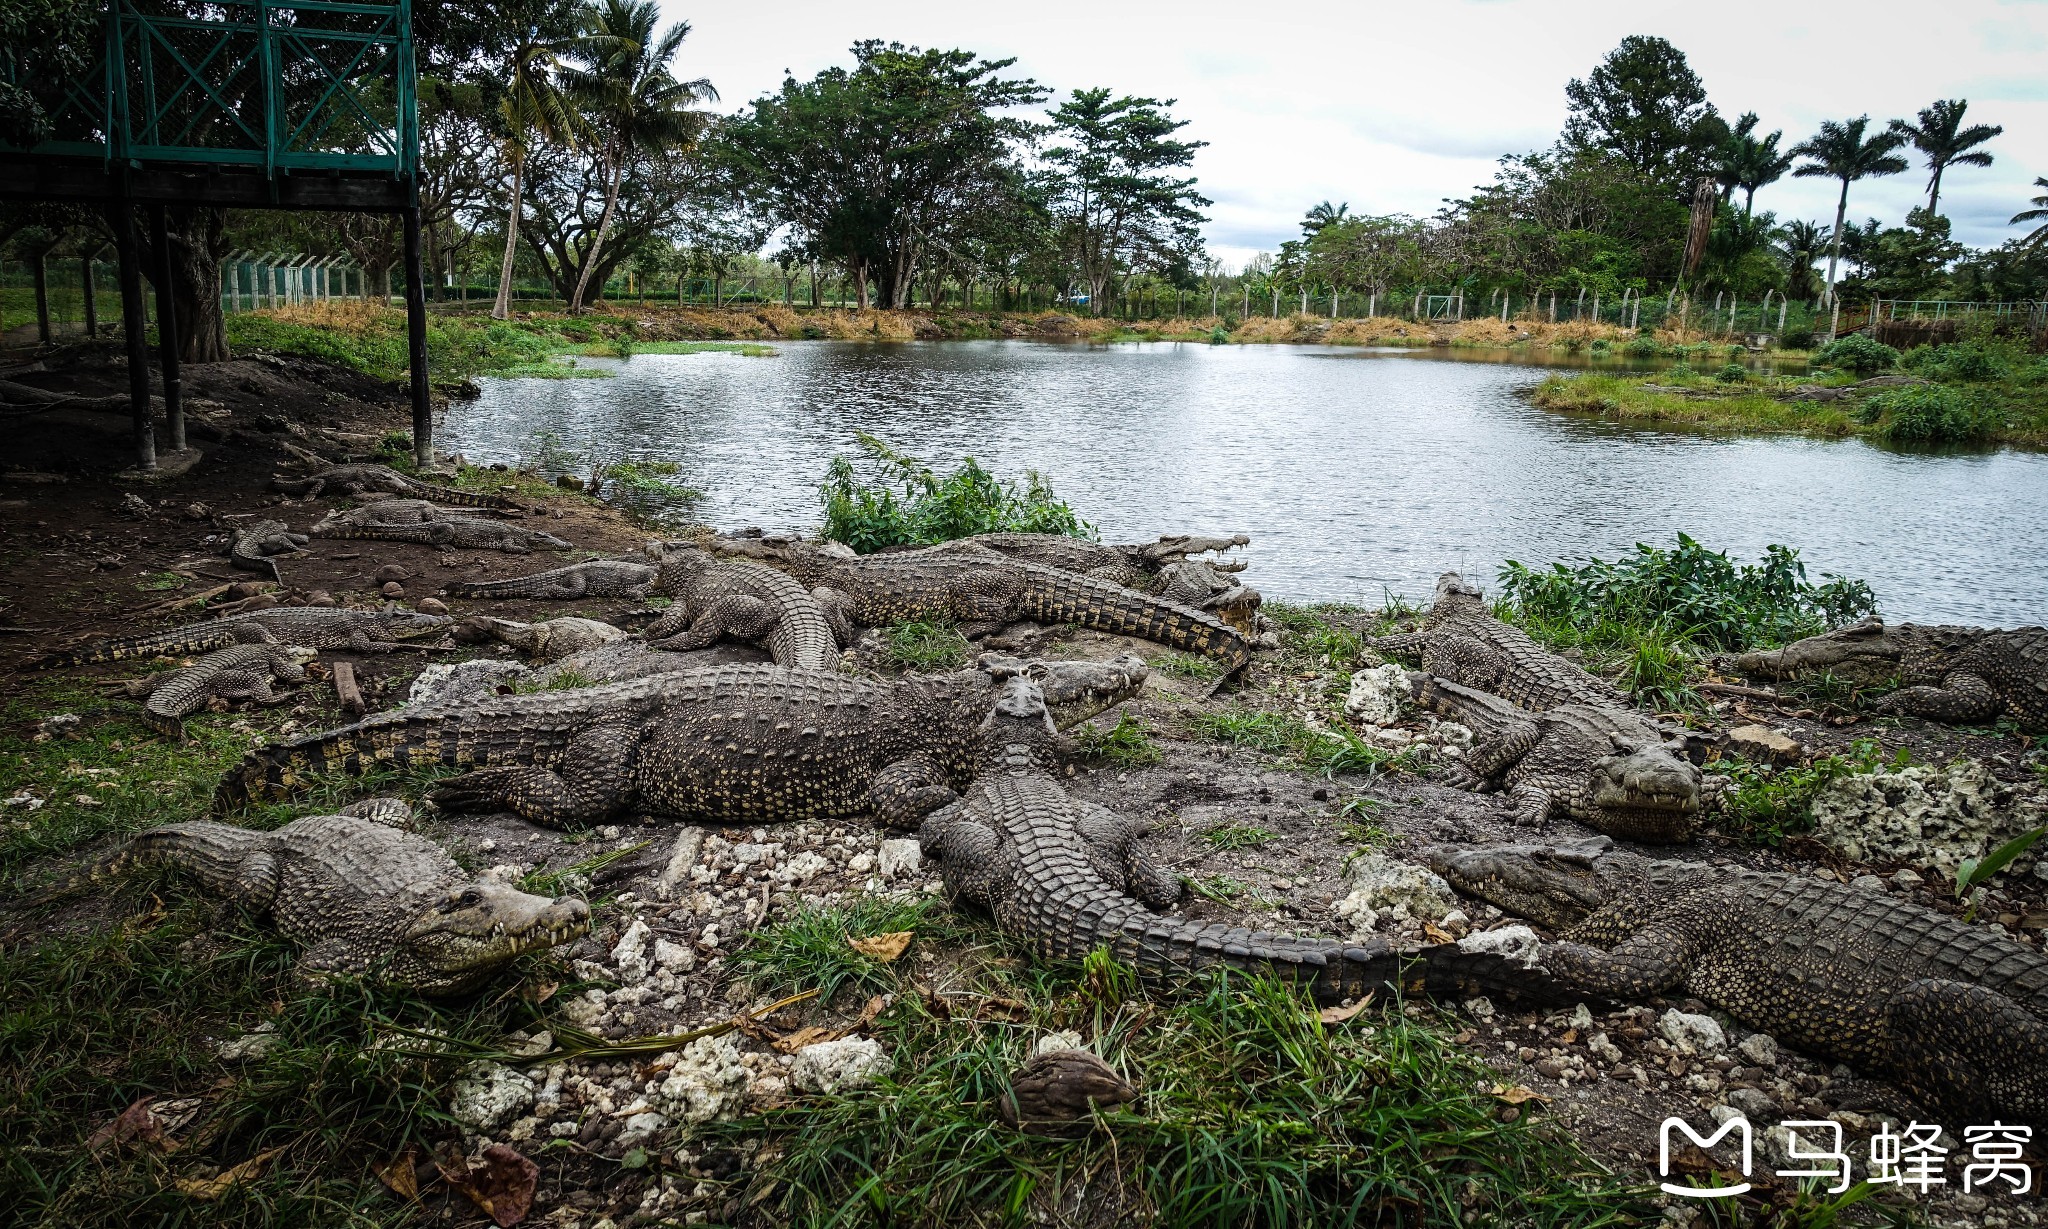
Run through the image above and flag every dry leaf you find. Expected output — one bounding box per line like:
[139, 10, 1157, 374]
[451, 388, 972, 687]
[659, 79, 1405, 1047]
[1489, 1083, 1552, 1105]
[849, 931, 912, 962]
[88, 1098, 165, 1153]
[176, 1146, 286, 1199]
[1421, 922, 1454, 944]
[1318, 998, 1372, 1024]
[437, 1144, 539, 1228]
[519, 980, 559, 1005]
[373, 1149, 420, 1200]
[976, 996, 1031, 1022]
[770, 1026, 834, 1054]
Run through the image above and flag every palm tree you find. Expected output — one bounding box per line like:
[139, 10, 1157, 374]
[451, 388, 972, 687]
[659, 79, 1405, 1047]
[1304, 200, 1350, 233]
[1889, 99, 2001, 217]
[1777, 219, 1828, 302]
[1791, 116, 1908, 306]
[2014, 176, 2048, 248]
[491, 0, 595, 321]
[560, 0, 716, 313]
[1730, 125, 1795, 217]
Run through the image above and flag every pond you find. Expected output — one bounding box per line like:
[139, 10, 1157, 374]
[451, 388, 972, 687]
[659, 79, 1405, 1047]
[444, 341, 2048, 626]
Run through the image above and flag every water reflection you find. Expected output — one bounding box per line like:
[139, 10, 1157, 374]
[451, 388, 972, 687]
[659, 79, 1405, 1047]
[444, 341, 2048, 624]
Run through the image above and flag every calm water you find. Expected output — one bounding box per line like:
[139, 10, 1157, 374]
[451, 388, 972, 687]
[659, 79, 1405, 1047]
[445, 341, 2048, 625]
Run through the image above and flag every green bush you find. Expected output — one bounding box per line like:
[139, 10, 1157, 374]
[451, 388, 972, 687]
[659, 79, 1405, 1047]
[1498, 534, 1876, 653]
[1714, 362, 1748, 383]
[1901, 339, 2015, 383]
[1588, 338, 1612, 353]
[1623, 335, 1661, 358]
[1868, 384, 2002, 445]
[1779, 327, 1816, 350]
[1813, 334, 1898, 374]
[819, 432, 1091, 552]
[1666, 363, 1695, 379]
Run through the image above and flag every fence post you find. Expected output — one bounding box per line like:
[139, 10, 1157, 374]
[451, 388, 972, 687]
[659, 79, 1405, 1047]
[111, 203, 155, 472]
[1592, 292, 1599, 324]
[1271, 288, 1278, 318]
[1500, 291, 1508, 323]
[83, 254, 98, 335]
[30, 249, 50, 344]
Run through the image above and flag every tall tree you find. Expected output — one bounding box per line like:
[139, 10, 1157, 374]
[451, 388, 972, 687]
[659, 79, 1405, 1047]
[712, 42, 1044, 309]
[1563, 36, 1724, 192]
[2014, 177, 2048, 249]
[1042, 89, 1209, 313]
[490, 0, 592, 320]
[559, 0, 714, 313]
[1777, 219, 1828, 302]
[1791, 116, 1907, 305]
[1889, 99, 2001, 217]
[1717, 114, 1795, 217]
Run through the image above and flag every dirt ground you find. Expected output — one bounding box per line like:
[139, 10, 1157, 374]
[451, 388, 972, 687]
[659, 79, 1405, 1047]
[4, 343, 2046, 1227]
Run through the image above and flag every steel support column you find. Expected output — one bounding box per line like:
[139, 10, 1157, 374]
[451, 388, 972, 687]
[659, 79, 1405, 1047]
[110, 203, 155, 470]
[148, 203, 185, 452]
[402, 201, 432, 469]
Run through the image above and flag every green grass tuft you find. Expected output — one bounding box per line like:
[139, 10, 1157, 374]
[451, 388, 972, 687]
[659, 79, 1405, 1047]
[820, 432, 1091, 553]
[1073, 714, 1162, 768]
[880, 620, 973, 671]
[736, 895, 945, 1006]
[1201, 823, 1276, 850]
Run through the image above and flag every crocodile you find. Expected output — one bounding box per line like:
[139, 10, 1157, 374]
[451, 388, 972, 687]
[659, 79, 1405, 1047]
[1374, 572, 1627, 712]
[91, 799, 589, 994]
[51, 606, 451, 666]
[922, 532, 1262, 626]
[228, 519, 308, 582]
[640, 547, 844, 670]
[272, 462, 518, 509]
[126, 643, 315, 736]
[216, 655, 1152, 829]
[1410, 673, 1703, 842]
[703, 533, 1251, 673]
[311, 499, 502, 531]
[311, 516, 572, 554]
[447, 559, 660, 601]
[1427, 836, 2048, 1122]
[920, 675, 1571, 1007]
[461, 616, 629, 663]
[1732, 616, 2048, 732]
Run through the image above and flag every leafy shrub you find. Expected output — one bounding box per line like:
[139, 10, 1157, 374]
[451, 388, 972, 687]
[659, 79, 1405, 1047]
[1209, 324, 1230, 345]
[819, 432, 1091, 552]
[1714, 363, 1748, 383]
[1498, 534, 1877, 652]
[1813, 334, 1899, 374]
[1901, 339, 2015, 383]
[1075, 714, 1162, 767]
[1867, 384, 2002, 444]
[1779, 327, 1816, 350]
[597, 460, 703, 523]
[1588, 338, 1612, 353]
[1666, 363, 1695, 379]
[1624, 335, 1661, 358]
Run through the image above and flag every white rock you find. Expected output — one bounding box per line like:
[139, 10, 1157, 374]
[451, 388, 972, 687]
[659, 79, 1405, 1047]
[877, 839, 923, 879]
[653, 1035, 752, 1125]
[848, 853, 876, 874]
[1343, 664, 1411, 726]
[653, 938, 696, 973]
[611, 918, 653, 983]
[656, 827, 707, 900]
[1331, 893, 1379, 940]
[615, 1111, 668, 1150]
[1568, 1003, 1595, 1029]
[790, 1037, 893, 1095]
[1341, 853, 1455, 922]
[1736, 1032, 1779, 1067]
[1587, 1032, 1624, 1064]
[214, 1021, 279, 1062]
[1659, 1010, 1726, 1055]
[1812, 760, 2048, 878]
[1462, 997, 1496, 1020]
[450, 1062, 537, 1132]
[1433, 721, 1474, 749]
[1033, 1030, 1084, 1057]
[1456, 924, 1544, 967]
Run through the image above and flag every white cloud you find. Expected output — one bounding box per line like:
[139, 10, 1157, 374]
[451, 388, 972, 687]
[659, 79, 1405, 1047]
[660, 0, 2048, 256]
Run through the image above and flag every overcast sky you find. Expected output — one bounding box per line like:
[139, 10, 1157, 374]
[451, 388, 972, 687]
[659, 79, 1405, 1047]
[658, 0, 2048, 268]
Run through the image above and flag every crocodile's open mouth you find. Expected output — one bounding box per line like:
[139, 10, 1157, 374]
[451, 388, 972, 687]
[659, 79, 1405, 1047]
[408, 888, 592, 972]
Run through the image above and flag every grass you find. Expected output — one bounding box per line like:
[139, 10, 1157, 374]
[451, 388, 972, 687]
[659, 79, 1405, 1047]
[1189, 709, 1417, 779]
[696, 945, 1654, 1228]
[734, 894, 945, 1006]
[1147, 652, 1222, 682]
[1201, 823, 1277, 850]
[819, 433, 1091, 553]
[1714, 739, 1897, 846]
[880, 620, 973, 671]
[510, 667, 598, 694]
[1072, 715, 1162, 768]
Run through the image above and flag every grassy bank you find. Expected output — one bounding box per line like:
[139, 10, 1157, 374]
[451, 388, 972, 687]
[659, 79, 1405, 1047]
[1531, 332, 2048, 447]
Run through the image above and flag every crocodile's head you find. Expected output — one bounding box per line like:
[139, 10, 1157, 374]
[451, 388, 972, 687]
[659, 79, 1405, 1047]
[1731, 616, 1900, 683]
[521, 529, 575, 552]
[1137, 533, 1251, 568]
[977, 652, 1149, 728]
[978, 674, 1060, 768]
[1585, 735, 1703, 842]
[1428, 571, 1487, 622]
[374, 609, 456, 640]
[396, 881, 591, 994]
[1425, 837, 1619, 929]
[698, 531, 848, 579]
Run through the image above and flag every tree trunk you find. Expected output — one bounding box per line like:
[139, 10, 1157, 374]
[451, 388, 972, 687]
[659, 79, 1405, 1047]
[1927, 167, 1943, 219]
[569, 151, 624, 314]
[493, 147, 526, 320]
[152, 207, 230, 363]
[31, 249, 49, 344]
[1823, 180, 1848, 308]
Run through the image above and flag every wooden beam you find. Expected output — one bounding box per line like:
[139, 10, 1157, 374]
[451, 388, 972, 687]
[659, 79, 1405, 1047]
[402, 203, 431, 468]
[0, 156, 413, 213]
[108, 203, 155, 471]
[148, 204, 185, 452]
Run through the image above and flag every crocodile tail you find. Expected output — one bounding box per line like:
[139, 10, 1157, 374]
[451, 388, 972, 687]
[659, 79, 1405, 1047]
[49, 624, 241, 667]
[211, 678, 667, 812]
[1012, 562, 1251, 673]
[445, 566, 574, 599]
[39, 822, 258, 903]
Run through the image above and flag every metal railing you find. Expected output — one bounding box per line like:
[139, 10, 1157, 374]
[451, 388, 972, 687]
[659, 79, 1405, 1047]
[220, 250, 369, 311]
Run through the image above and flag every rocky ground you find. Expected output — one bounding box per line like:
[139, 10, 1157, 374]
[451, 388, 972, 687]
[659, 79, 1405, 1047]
[3, 343, 2046, 1227]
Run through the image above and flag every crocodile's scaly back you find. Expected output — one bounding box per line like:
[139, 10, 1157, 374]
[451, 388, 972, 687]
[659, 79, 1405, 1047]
[1377, 572, 1626, 712]
[1736, 619, 2048, 731]
[273, 463, 518, 509]
[645, 552, 841, 670]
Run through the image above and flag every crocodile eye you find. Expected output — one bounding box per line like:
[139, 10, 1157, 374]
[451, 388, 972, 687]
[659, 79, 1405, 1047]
[459, 888, 482, 907]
